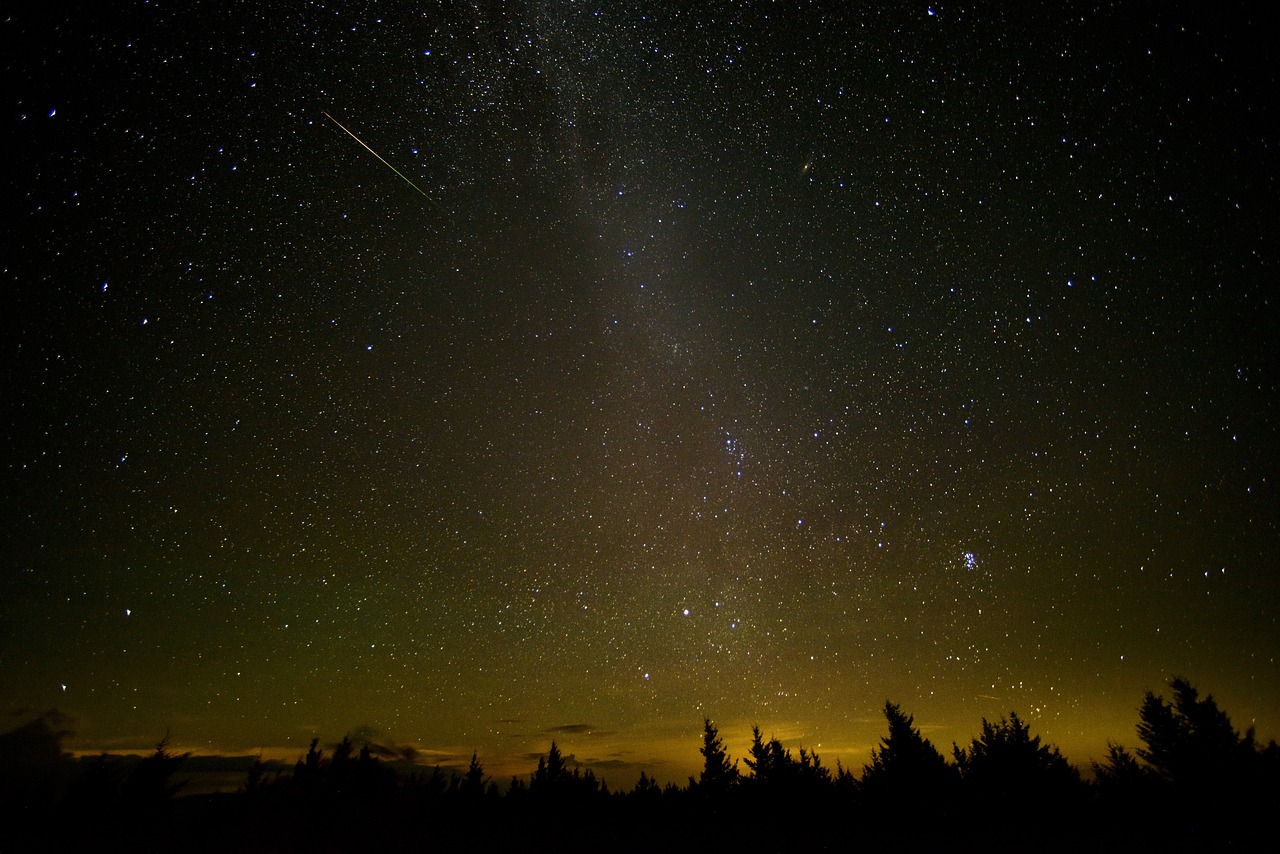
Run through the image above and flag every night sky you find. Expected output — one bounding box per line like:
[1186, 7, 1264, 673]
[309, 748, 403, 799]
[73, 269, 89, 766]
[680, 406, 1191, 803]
[4, 2, 1277, 785]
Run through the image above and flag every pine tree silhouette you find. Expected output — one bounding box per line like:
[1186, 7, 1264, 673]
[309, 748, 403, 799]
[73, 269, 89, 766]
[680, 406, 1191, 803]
[953, 711, 1081, 839]
[531, 740, 568, 791]
[633, 769, 661, 798]
[953, 711, 1078, 795]
[692, 718, 738, 797]
[4, 683, 1274, 853]
[461, 751, 486, 796]
[743, 725, 798, 788]
[1092, 677, 1278, 848]
[1137, 677, 1243, 787]
[121, 733, 189, 811]
[860, 700, 956, 824]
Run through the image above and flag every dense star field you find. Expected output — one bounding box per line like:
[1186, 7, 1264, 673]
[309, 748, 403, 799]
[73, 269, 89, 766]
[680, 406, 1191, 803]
[4, 2, 1277, 785]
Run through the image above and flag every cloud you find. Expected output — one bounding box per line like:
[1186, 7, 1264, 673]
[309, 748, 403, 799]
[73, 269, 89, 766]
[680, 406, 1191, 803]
[514, 741, 671, 788]
[542, 723, 615, 737]
[337, 725, 464, 766]
[579, 758, 632, 771]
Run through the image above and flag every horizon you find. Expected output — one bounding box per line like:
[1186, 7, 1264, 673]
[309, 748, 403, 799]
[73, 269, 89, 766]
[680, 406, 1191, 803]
[20, 672, 1276, 793]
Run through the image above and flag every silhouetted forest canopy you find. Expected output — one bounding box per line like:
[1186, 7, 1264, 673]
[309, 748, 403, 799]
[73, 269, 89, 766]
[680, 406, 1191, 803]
[3, 679, 1277, 852]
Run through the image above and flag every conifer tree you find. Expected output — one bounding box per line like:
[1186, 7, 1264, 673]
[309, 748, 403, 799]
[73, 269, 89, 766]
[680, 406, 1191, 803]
[462, 751, 485, 796]
[1137, 677, 1243, 786]
[861, 701, 955, 807]
[695, 719, 738, 795]
[953, 711, 1079, 807]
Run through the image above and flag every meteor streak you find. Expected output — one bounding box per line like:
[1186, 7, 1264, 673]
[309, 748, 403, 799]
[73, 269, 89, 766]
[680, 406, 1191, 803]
[323, 111, 437, 205]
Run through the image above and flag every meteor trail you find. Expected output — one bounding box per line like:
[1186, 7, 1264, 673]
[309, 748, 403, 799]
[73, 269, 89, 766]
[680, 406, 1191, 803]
[323, 111, 437, 205]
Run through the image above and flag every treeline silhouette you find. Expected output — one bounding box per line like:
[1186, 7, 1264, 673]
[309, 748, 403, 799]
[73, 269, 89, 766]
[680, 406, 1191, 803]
[2, 678, 1277, 852]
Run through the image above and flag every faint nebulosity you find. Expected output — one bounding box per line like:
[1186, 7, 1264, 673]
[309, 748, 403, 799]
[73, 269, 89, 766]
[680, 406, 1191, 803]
[3, 1, 1276, 783]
